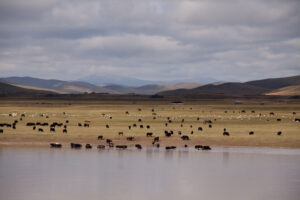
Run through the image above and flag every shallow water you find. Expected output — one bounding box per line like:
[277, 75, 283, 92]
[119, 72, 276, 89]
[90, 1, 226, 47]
[0, 147, 300, 200]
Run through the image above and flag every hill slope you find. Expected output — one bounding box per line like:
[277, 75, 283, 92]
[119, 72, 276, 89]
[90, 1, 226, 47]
[246, 75, 300, 90]
[159, 82, 270, 96]
[0, 82, 56, 95]
[0, 77, 112, 94]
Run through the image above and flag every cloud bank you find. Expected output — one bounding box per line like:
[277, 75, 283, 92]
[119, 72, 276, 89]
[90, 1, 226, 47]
[0, 0, 299, 83]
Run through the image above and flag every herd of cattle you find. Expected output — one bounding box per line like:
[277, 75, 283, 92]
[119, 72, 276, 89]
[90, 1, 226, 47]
[1, 108, 299, 151]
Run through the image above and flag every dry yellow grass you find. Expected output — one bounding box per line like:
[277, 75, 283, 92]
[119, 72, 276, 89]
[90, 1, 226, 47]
[0, 100, 299, 148]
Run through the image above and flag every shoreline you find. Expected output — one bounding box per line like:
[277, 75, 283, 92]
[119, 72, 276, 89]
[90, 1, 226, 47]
[1, 141, 300, 149]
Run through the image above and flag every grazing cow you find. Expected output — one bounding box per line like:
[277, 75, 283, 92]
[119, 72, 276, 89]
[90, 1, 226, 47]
[184, 144, 188, 148]
[181, 135, 189, 140]
[181, 119, 184, 123]
[165, 146, 176, 150]
[209, 124, 212, 128]
[12, 124, 16, 129]
[84, 123, 89, 127]
[165, 123, 168, 127]
[251, 110, 255, 113]
[97, 145, 105, 149]
[118, 132, 124, 136]
[270, 112, 275, 115]
[106, 124, 109, 128]
[195, 145, 203, 150]
[197, 117, 200, 121]
[78, 123, 82, 127]
[249, 131, 254, 135]
[133, 124, 137, 127]
[190, 125, 192, 128]
[26, 122, 35, 126]
[106, 139, 112, 144]
[140, 125, 144, 128]
[178, 131, 182, 135]
[241, 110, 246, 113]
[277, 118, 281, 122]
[223, 131, 230, 136]
[138, 108, 142, 111]
[66, 120, 69, 123]
[135, 144, 142, 149]
[156, 143, 160, 148]
[202, 146, 211, 150]
[146, 125, 150, 129]
[277, 131, 282, 136]
[180, 124, 183, 127]
[50, 127, 55, 132]
[116, 145, 127, 149]
[64, 125, 67, 129]
[154, 137, 159, 142]
[146, 132, 153, 137]
[85, 144, 92, 149]
[33, 126, 36, 130]
[168, 120, 172, 123]
[138, 119, 142, 122]
[70, 143, 82, 148]
[127, 136, 134, 141]
[292, 112, 296, 115]
[198, 127, 203, 131]
[165, 131, 172, 137]
[190, 131, 194, 134]
[204, 120, 212, 124]
[295, 118, 300, 122]
[50, 143, 62, 148]
[128, 126, 131, 130]
[21, 114, 25, 117]
[125, 111, 129, 114]
[0, 129, 3, 133]
[38, 128, 44, 132]
[153, 117, 156, 120]
[63, 129, 67, 133]
[98, 135, 103, 140]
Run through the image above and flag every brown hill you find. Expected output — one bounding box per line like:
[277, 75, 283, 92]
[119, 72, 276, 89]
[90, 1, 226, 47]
[246, 75, 300, 90]
[265, 85, 300, 96]
[0, 82, 56, 95]
[158, 82, 270, 96]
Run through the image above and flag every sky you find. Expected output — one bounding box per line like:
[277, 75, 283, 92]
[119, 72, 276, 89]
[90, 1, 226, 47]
[0, 0, 299, 83]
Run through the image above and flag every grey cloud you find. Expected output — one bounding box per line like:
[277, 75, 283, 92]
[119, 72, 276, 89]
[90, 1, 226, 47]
[0, 0, 299, 83]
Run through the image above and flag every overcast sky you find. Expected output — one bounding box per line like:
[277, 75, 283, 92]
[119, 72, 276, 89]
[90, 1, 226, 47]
[0, 0, 299, 83]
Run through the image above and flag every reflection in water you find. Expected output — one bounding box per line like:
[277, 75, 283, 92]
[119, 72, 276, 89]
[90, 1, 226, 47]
[0, 147, 300, 200]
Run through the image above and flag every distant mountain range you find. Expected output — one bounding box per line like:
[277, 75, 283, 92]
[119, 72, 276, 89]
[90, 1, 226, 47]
[158, 75, 300, 96]
[0, 75, 299, 96]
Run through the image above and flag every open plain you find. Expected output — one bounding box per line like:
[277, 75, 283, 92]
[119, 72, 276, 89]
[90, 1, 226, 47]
[0, 99, 300, 149]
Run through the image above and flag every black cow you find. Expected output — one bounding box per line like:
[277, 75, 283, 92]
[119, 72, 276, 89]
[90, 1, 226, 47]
[138, 119, 142, 122]
[165, 146, 176, 150]
[98, 135, 103, 140]
[85, 144, 92, 149]
[198, 127, 203, 131]
[135, 144, 142, 149]
[118, 132, 124, 136]
[249, 131, 254, 135]
[195, 145, 203, 149]
[63, 129, 67, 133]
[116, 145, 127, 149]
[133, 124, 137, 127]
[181, 135, 189, 140]
[277, 118, 281, 122]
[70, 143, 82, 148]
[140, 125, 144, 128]
[38, 128, 44, 132]
[78, 123, 82, 127]
[106, 124, 110, 128]
[202, 146, 211, 150]
[106, 139, 112, 144]
[223, 131, 230, 136]
[50, 143, 62, 148]
[0, 129, 3, 133]
[50, 127, 55, 132]
[127, 136, 134, 141]
[128, 126, 131, 130]
[84, 123, 89, 127]
[146, 132, 153, 137]
[295, 118, 300, 122]
[154, 137, 159, 142]
[146, 125, 150, 129]
[277, 131, 282, 136]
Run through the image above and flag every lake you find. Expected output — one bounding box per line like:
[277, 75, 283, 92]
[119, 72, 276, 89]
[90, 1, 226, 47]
[0, 147, 300, 200]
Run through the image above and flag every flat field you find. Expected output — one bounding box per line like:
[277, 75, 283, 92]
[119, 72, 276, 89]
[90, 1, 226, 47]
[0, 99, 299, 148]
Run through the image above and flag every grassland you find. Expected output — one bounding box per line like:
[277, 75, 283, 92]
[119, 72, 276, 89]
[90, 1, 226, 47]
[0, 99, 300, 148]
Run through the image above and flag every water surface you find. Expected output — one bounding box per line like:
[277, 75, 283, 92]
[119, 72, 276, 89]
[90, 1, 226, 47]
[0, 147, 299, 200]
